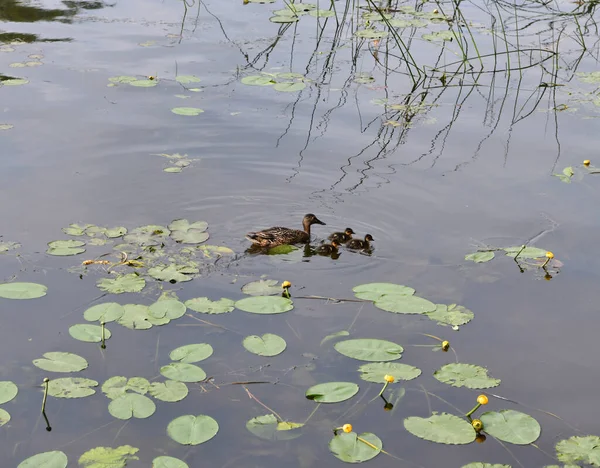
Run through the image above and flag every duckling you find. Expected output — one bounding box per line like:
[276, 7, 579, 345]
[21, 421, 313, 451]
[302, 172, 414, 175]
[316, 240, 340, 255]
[246, 214, 326, 247]
[346, 234, 374, 250]
[328, 228, 355, 243]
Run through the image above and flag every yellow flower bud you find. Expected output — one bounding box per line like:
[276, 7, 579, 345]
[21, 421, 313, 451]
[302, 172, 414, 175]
[477, 394, 488, 405]
[546, 251, 554, 259]
[584, 160, 591, 166]
[433, 8, 439, 13]
[441, 340, 450, 351]
[282, 281, 292, 289]
[384, 374, 395, 383]
[471, 419, 483, 432]
[342, 423, 352, 433]
[384, 402, 393, 411]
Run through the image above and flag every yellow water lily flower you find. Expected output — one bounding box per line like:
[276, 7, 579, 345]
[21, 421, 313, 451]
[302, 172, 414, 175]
[441, 340, 450, 351]
[477, 395, 489, 405]
[384, 374, 395, 383]
[546, 251, 554, 259]
[282, 281, 292, 289]
[584, 160, 591, 166]
[471, 419, 483, 431]
[342, 423, 353, 433]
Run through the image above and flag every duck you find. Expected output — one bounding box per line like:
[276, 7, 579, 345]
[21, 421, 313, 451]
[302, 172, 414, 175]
[316, 240, 340, 255]
[246, 214, 326, 247]
[328, 228, 355, 243]
[346, 234, 374, 250]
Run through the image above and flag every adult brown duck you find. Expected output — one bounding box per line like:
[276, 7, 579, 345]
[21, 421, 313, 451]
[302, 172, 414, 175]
[246, 214, 326, 247]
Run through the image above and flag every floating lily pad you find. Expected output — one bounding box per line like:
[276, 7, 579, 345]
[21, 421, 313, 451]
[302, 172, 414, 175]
[160, 363, 206, 382]
[426, 304, 474, 327]
[148, 264, 199, 283]
[0, 408, 9, 427]
[176, 75, 201, 84]
[242, 279, 282, 296]
[358, 362, 421, 383]
[0, 124, 14, 130]
[149, 381, 188, 402]
[79, 445, 139, 468]
[422, 30, 455, 41]
[109, 76, 138, 84]
[269, 15, 299, 23]
[185, 297, 235, 314]
[268, 244, 298, 255]
[0, 282, 47, 299]
[462, 463, 511, 468]
[102, 376, 150, 399]
[149, 299, 187, 319]
[320, 330, 350, 346]
[47, 377, 98, 398]
[434, 363, 501, 389]
[0, 381, 18, 404]
[108, 393, 156, 420]
[18, 451, 68, 468]
[273, 82, 306, 92]
[329, 432, 382, 463]
[197, 245, 235, 258]
[167, 414, 219, 445]
[62, 223, 89, 236]
[404, 413, 476, 444]
[305, 382, 359, 403]
[153, 456, 189, 468]
[47, 239, 86, 256]
[33, 352, 88, 373]
[334, 338, 403, 361]
[353, 283, 415, 301]
[97, 274, 145, 294]
[235, 296, 293, 314]
[129, 79, 158, 87]
[2, 78, 29, 86]
[246, 414, 304, 441]
[106, 227, 127, 238]
[465, 252, 495, 263]
[0, 241, 20, 252]
[374, 295, 436, 314]
[168, 219, 209, 244]
[556, 435, 600, 466]
[243, 334, 286, 357]
[69, 324, 111, 343]
[309, 9, 335, 17]
[170, 343, 213, 363]
[124, 225, 170, 246]
[117, 304, 154, 330]
[503, 246, 548, 259]
[172, 107, 204, 116]
[480, 410, 541, 445]
[241, 75, 275, 86]
[355, 29, 388, 38]
[389, 18, 428, 27]
[84, 303, 125, 323]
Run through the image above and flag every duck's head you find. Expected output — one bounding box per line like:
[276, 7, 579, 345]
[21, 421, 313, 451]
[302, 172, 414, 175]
[345, 228, 355, 235]
[365, 234, 374, 242]
[303, 214, 326, 227]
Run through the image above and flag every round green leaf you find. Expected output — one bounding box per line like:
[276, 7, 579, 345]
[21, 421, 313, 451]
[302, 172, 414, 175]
[185, 297, 234, 314]
[426, 304, 474, 327]
[241, 75, 275, 86]
[273, 82, 306, 92]
[235, 296, 293, 314]
[0, 381, 17, 404]
[0, 408, 9, 427]
[355, 29, 388, 38]
[176, 75, 201, 84]
[241, 279, 281, 296]
[0, 282, 47, 299]
[124, 225, 170, 246]
[167, 414, 219, 445]
[434, 363, 501, 389]
[129, 79, 158, 87]
[79, 445, 139, 467]
[480, 410, 541, 445]
[149, 381, 188, 402]
[149, 299, 187, 319]
[160, 363, 206, 382]
[47, 377, 98, 398]
[352, 283, 415, 301]
[309, 9, 335, 17]
[334, 338, 403, 361]
[358, 362, 421, 383]
[69, 324, 111, 343]
[246, 414, 303, 441]
[404, 413, 476, 444]
[374, 295, 436, 314]
[108, 393, 156, 420]
[18, 451, 68, 468]
[504, 246, 548, 259]
[243, 334, 286, 357]
[153, 456, 189, 468]
[462, 464, 511, 468]
[102, 376, 150, 399]
[97, 274, 145, 294]
[47, 239, 86, 256]
[33, 352, 88, 373]
[117, 304, 153, 330]
[329, 432, 382, 463]
[3, 78, 29, 86]
[171, 107, 204, 116]
[170, 343, 213, 363]
[556, 435, 600, 466]
[148, 264, 199, 283]
[84, 303, 124, 323]
[306, 382, 359, 403]
[109, 75, 137, 83]
[465, 252, 495, 263]
[105, 227, 127, 238]
[269, 15, 299, 23]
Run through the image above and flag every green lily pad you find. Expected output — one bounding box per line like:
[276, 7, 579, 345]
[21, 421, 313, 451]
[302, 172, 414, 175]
[320, 330, 350, 346]
[168, 219, 209, 244]
[268, 244, 298, 255]
[129, 79, 158, 87]
[79, 445, 139, 468]
[334, 338, 403, 361]
[84, 303, 125, 323]
[124, 225, 170, 246]
[85, 226, 107, 237]
[355, 29, 388, 38]
[148, 264, 199, 283]
[374, 295, 436, 314]
[172, 107, 204, 116]
[69, 324, 111, 343]
[243, 334, 287, 357]
[2, 78, 29, 86]
[106, 227, 127, 238]
[0, 241, 20, 252]
[0, 381, 18, 404]
[97, 274, 145, 294]
[167, 414, 219, 445]
[273, 82, 306, 92]
[117, 304, 153, 330]
[422, 30, 455, 41]
[0, 124, 14, 130]
[149, 299, 187, 319]
[47, 377, 98, 398]
[149, 381, 188, 402]
[358, 362, 421, 383]
[241, 75, 275, 86]
[108, 393, 156, 420]
[235, 296, 293, 314]
[18, 451, 68, 468]
[353, 283, 415, 301]
[246, 414, 304, 441]
[241, 279, 282, 296]
[170, 343, 213, 363]
[426, 304, 474, 327]
[0, 282, 47, 299]
[185, 297, 235, 314]
[176, 75, 201, 84]
[309, 9, 335, 17]
[109, 76, 138, 83]
[404, 413, 476, 444]
[102, 376, 150, 399]
[33, 352, 88, 373]
[462, 463, 511, 468]
[197, 245, 235, 258]
[434, 363, 501, 389]
[46, 239, 86, 256]
[160, 363, 206, 382]
[465, 251, 495, 263]
[480, 410, 541, 445]
[62, 223, 89, 236]
[503, 246, 548, 259]
[0, 408, 9, 427]
[556, 435, 600, 466]
[305, 381, 359, 403]
[329, 432, 382, 463]
[152, 456, 189, 468]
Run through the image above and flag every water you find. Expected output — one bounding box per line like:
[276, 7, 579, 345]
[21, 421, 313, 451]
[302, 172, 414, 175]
[2, 0, 600, 466]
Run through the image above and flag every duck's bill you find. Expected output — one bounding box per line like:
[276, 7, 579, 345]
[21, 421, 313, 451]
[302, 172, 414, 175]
[314, 218, 326, 225]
